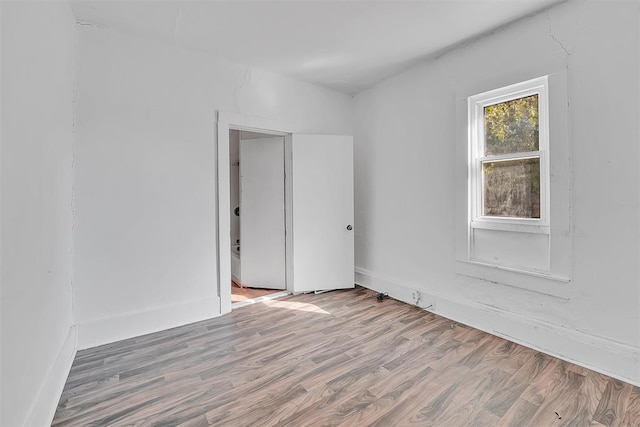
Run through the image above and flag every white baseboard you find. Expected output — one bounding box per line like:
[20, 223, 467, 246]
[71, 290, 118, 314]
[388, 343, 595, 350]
[77, 296, 221, 349]
[25, 325, 78, 427]
[355, 267, 640, 387]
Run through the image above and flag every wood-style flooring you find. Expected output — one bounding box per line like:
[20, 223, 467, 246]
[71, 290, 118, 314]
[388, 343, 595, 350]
[231, 282, 281, 303]
[53, 287, 640, 426]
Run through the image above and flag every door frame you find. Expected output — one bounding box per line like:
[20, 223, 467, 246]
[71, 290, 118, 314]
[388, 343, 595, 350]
[216, 111, 293, 314]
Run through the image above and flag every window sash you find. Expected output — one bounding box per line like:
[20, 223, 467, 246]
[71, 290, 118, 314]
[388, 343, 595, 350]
[480, 155, 541, 219]
[469, 76, 549, 230]
[473, 152, 547, 226]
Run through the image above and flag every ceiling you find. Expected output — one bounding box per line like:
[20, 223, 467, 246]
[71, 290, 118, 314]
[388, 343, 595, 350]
[70, 0, 564, 94]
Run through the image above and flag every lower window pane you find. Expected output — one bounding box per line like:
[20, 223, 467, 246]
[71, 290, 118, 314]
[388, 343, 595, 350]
[482, 157, 540, 218]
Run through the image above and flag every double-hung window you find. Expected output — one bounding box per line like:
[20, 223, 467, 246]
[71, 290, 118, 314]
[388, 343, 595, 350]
[469, 76, 549, 234]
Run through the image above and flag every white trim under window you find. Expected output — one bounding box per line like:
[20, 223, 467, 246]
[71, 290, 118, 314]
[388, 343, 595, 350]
[468, 76, 550, 235]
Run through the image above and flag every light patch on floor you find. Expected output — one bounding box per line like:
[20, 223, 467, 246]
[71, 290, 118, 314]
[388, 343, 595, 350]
[231, 282, 282, 303]
[261, 299, 331, 315]
[231, 291, 291, 309]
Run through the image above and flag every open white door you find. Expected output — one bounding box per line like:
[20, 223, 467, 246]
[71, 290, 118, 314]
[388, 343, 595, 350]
[240, 137, 286, 289]
[287, 134, 354, 293]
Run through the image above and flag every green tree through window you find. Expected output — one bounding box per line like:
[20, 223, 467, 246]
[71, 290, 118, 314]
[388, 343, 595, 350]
[484, 95, 539, 154]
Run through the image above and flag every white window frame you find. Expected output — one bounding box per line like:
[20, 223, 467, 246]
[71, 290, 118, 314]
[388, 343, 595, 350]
[468, 76, 550, 235]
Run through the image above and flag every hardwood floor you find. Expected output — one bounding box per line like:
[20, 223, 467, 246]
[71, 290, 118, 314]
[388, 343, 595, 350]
[53, 287, 640, 426]
[231, 282, 282, 302]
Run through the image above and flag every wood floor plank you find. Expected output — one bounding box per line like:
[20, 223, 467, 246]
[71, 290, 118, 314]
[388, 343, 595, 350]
[522, 363, 589, 427]
[498, 397, 540, 427]
[335, 366, 433, 426]
[53, 287, 640, 426]
[426, 367, 510, 425]
[592, 378, 633, 426]
[622, 387, 640, 427]
[483, 351, 554, 418]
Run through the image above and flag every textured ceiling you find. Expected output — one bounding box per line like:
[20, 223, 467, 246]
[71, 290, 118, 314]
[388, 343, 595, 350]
[70, 0, 564, 94]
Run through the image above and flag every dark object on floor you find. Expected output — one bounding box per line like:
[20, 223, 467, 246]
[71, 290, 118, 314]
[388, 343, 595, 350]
[376, 292, 388, 302]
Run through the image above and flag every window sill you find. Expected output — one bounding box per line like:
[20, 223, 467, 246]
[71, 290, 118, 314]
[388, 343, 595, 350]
[456, 259, 570, 299]
[471, 220, 550, 234]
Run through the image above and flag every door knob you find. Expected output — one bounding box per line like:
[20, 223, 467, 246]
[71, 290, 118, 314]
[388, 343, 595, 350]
[346, 225, 353, 231]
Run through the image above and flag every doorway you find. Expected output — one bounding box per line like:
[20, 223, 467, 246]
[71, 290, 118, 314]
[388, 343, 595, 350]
[216, 111, 355, 315]
[228, 129, 289, 308]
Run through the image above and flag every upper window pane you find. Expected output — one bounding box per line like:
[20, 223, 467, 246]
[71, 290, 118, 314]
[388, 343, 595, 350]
[484, 94, 539, 155]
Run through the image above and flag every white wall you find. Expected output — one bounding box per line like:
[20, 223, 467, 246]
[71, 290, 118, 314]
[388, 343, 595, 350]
[354, 1, 640, 384]
[0, 2, 77, 425]
[73, 25, 352, 349]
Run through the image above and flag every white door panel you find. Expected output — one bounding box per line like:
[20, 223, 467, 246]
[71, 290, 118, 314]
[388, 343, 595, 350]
[289, 134, 354, 293]
[240, 137, 286, 290]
